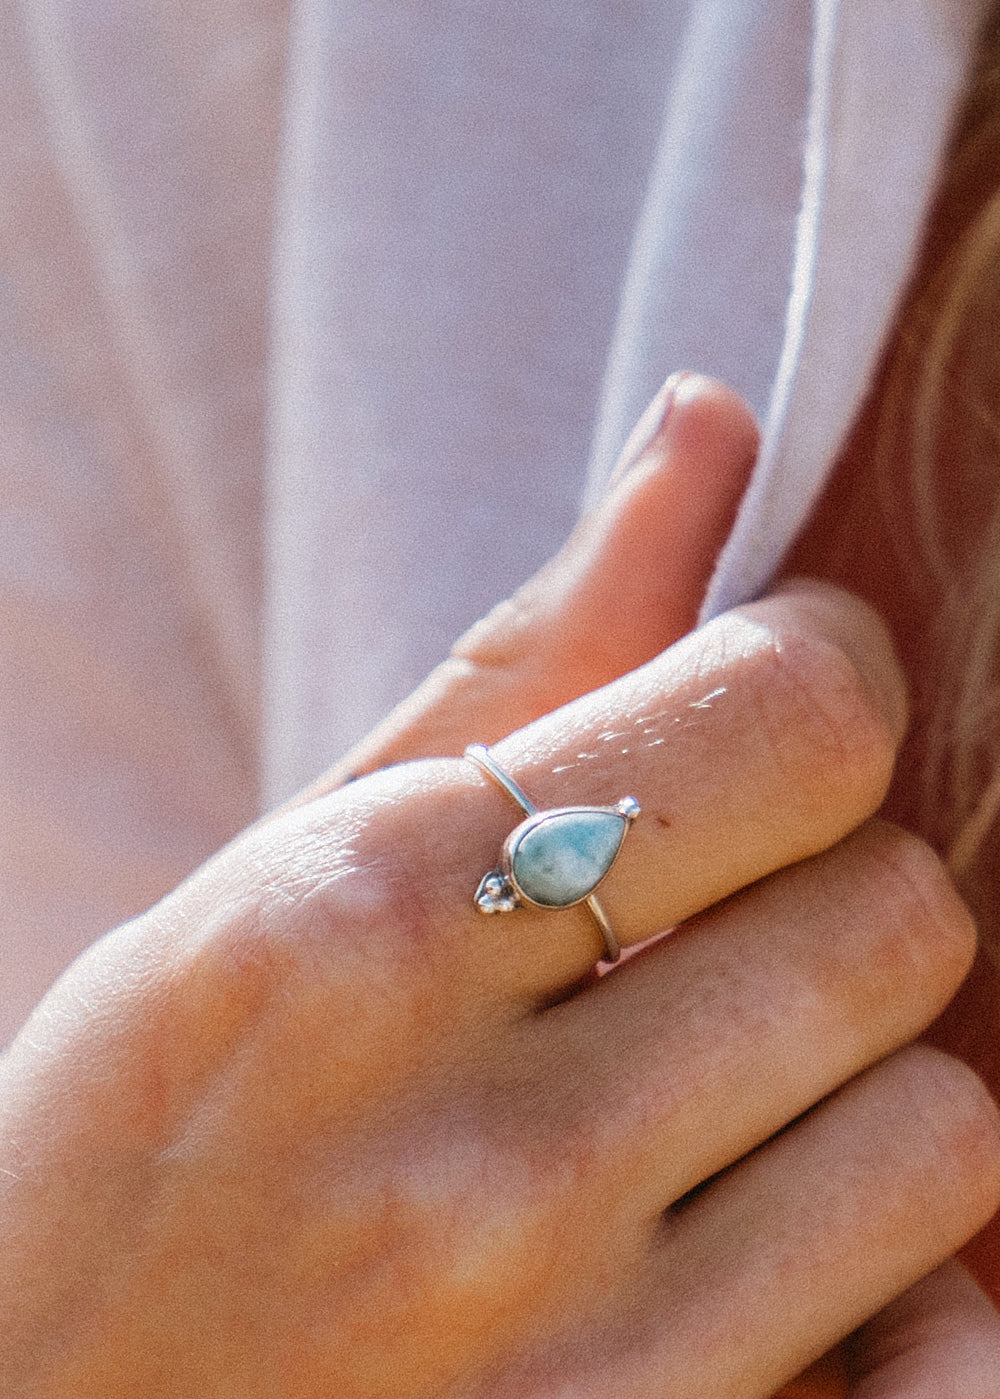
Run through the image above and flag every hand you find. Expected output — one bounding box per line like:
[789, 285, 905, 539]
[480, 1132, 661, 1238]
[308, 371, 1000, 1397]
[2, 378, 999, 1398]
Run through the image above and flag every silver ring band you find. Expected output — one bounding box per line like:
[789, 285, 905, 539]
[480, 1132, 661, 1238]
[465, 744, 640, 964]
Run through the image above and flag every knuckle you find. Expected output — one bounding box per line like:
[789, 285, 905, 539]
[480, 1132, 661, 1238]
[853, 822, 977, 996]
[450, 589, 539, 673]
[891, 1045, 1000, 1223]
[182, 810, 426, 1042]
[385, 1110, 589, 1331]
[749, 625, 899, 813]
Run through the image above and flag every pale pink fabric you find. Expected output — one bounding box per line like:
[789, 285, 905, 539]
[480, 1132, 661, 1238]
[0, 0, 286, 1041]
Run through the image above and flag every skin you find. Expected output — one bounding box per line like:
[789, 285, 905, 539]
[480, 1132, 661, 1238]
[2, 377, 1000, 1396]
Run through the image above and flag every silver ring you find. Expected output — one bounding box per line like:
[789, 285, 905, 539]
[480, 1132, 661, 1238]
[465, 744, 640, 964]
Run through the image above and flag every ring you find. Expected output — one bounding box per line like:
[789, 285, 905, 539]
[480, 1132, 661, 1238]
[465, 744, 640, 963]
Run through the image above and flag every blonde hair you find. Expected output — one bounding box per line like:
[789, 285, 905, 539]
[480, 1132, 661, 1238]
[859, 7, 1000, 939]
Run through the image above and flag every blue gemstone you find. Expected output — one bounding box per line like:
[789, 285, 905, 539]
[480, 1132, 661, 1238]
[510, 809, 627, 908]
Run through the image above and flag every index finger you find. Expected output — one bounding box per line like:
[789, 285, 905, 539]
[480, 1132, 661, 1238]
[292, 578, 907, 1007]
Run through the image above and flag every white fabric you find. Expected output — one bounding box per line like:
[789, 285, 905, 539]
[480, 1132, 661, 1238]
[703, 0, 989, 620]
[266, 0, 989, 802]
[268, 0, 699, 796]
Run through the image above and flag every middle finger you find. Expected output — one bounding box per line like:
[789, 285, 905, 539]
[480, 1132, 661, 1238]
[508, 819, 975, 1217]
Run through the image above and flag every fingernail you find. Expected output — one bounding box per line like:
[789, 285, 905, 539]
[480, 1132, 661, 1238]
[608, 370, 694, 487]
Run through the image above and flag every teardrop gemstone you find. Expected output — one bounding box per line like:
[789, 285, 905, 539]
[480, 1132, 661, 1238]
[509, 809, 628, 908]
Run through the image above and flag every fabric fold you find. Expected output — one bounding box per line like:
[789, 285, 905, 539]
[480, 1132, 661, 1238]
[701, 0, 990, 621]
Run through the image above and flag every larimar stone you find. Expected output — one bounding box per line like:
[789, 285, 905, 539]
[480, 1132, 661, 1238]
[509, 809, 628, 907]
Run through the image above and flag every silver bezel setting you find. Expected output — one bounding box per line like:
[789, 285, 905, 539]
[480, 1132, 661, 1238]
[465, 744, 640, 964]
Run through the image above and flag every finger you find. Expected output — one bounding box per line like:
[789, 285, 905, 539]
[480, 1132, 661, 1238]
[509, 821, 975, 1216]
[304, 576, 907, 1008]
[135, 574, 907, 1154]
[846, 1259, 1000, 1398]
[507, 1047, 1000, 1399]
[183, 574, 907, 1089]
[772, 1349, 849, 1398]
[293, 374, 759, 802]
